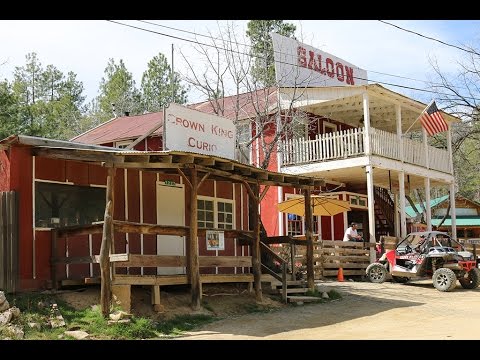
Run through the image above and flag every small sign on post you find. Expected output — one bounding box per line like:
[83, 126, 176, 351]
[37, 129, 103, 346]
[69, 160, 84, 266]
[206, 230, 225, 251]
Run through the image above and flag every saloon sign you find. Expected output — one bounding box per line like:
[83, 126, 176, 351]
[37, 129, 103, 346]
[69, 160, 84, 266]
[165, 103, 236, 160]
[271, 33, 368, 88]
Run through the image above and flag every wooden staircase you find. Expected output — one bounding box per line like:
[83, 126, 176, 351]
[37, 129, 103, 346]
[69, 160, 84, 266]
[260, 242, 320, 303]
[374, 187, 395, 237]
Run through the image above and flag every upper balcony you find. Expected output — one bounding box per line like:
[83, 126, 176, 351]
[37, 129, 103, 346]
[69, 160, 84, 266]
[281, 126, 452, 174]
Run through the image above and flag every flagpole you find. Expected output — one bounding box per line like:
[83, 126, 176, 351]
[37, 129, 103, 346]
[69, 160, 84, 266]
[403, 99, 434, 137]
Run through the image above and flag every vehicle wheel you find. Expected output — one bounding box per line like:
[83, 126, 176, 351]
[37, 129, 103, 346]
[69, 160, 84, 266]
[366, 263, 387, 283]
[459, 268, 480, 289]
[432, 268, 457, 292]
[392, 276, 409, 284]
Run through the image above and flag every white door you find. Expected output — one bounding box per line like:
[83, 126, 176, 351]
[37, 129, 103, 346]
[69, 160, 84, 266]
[156, 182, 185, 274]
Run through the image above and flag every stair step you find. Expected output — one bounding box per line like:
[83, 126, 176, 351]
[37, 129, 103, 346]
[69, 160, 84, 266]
[287, 295, 321, 303]
[285, 288, 308, 294]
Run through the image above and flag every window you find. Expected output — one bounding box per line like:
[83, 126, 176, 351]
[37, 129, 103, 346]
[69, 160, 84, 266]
[287, 214, 303, 236]
[197, 197, 234, 229]
[35, 182, 106, 228]
[115, 140, 133, 149]
[323, 122, 337, 134]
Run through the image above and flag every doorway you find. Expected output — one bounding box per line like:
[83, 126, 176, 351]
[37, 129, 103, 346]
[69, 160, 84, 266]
[156, 182, 185, 275]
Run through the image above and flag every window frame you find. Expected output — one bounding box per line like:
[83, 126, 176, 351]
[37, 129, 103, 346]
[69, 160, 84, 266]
[197, 195, 235, 230]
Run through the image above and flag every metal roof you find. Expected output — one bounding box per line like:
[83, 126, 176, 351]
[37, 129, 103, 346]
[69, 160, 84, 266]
[432, 217, 480, 227]
[405, 195, 449, 218]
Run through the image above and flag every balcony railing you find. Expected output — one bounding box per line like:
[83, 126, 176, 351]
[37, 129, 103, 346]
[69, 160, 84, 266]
[281, 127, 452, 174]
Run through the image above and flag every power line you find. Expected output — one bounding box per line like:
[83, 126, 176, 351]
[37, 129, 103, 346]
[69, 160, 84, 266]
[378, 20, 480, 56]
[139, 20, 471, 90]
[107, 20, 480, 102]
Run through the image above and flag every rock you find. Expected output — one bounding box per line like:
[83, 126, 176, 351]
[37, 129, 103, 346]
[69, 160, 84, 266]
[0, 311, 13, 325]
[64, 330, 90, 340]
[28, 322, 41, 330]
[0, 300, 9, 312]
[108, 319, 131, 325]
[8, 307, 20, 319]
[315, 285, 332, 293]
[48, 304, 66, 328]
[348, 278, 355, 282]
[109, 310, 132, 321]
[3, 325, 24, 339]
[37, 300, 49, 309]
[321, 292, 330, 299]
[0, 291, 6, 305]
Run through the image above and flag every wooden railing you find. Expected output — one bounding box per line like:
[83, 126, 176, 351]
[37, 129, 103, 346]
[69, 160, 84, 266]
[51, 221, 254, 288]
[281, 127, 452, 174]
[260, 242, 288, 303]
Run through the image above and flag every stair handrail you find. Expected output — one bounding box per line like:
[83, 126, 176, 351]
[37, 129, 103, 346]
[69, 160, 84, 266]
[260, 241, 288, 303]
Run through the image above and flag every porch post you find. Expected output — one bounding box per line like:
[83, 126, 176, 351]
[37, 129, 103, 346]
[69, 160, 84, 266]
[363, 91, 371, 155]
[398, 171, 407, 238]
[247, 182, 263, 302]
[366, 165, 376, 263]
[189, 168, 201, 310]
[396, 104, 404, 162]
[303, 188, 314, 290]
[446, 126, 454, 174]
[423, 128, 429, 169]
[450, 183, 457, 239]
[394, 192, 400, 238]
[424, 178, 432, 231]
[100, 167, 115, 317]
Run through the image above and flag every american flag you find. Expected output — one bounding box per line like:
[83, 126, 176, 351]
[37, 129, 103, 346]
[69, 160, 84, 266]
[419, 101, 448, 136]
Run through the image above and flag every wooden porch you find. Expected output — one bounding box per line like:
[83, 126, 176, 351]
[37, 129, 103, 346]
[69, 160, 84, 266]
[281, 127, 451, 174]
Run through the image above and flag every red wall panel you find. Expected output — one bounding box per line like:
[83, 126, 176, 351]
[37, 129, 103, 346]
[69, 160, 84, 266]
[0, 150, 10, 191]
[10, 147, 33, 287]
[35, 157, 65, 182]
[66, 161, 89, 185]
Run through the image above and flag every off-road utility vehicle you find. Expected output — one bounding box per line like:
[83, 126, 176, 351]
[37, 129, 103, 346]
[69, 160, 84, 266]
[366, 231, 479, 292]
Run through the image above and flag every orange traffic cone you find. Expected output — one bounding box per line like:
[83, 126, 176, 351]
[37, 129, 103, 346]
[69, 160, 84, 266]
[337, 267, 344, 282]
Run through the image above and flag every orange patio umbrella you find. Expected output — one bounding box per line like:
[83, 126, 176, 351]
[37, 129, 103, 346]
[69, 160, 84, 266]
[277, 195, 351, 217]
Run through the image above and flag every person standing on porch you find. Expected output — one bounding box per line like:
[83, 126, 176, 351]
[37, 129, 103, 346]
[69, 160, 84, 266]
[343, 222, 362, 242]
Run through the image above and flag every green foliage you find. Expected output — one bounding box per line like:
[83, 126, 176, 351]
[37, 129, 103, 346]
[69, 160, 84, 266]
[97, 58, 142, 123]
[1, 52, 86, 140]
[246, 20, 296, 87]
[141, 53, 188, 112]
[7, 291, 215, 340]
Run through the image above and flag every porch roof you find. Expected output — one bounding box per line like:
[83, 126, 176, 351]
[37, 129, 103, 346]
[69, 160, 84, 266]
[279, 84, 460, 134]
[1, 134, 338, 189]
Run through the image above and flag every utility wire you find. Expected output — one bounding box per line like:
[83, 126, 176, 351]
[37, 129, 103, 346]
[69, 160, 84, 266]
[138, 20, 472, 91]
[107, 20, 480, 102]
[379, 20, 480, 56]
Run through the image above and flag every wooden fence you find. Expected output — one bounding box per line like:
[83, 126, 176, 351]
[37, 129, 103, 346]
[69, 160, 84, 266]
[0, 191, 18, 293]
[293, 240, 375, 278]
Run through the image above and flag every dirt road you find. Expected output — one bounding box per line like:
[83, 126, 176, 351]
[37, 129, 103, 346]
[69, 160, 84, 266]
[178, 280, 480, 340]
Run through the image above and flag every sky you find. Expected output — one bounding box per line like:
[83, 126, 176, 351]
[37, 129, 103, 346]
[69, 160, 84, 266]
[1, 20, 479, 106]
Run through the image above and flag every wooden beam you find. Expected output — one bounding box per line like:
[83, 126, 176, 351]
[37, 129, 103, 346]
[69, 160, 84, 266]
[189, 168, 201, 310]
[199, 256, 252, 267]
[259, 185, 270, 202]
[304, 188, 314, 290]
[197, 172, 210, 190]
[196, 158, 215, 166]
[249, 183, 263, 302]
[100, 167, 115, 317]
[177, 168, 192, 189]
[173, 154, 194, 163]
[113, 221, 189, 236]
[124, 155, 150, 163]
[57, 223, 103, 237]
[105, 162, 183, 170]
[33, 147, 121, 164]
[217, 162, 234, 171]
[115, 255, 187, 267]
[241, 180, 257, 201]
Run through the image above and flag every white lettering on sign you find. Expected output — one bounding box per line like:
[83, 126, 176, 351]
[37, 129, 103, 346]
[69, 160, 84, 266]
[165, 103, 236, 159]
[271, 32, 368, 88]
